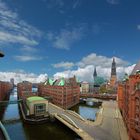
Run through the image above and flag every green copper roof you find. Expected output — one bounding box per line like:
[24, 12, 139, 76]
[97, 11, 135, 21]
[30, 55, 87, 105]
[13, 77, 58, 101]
[27, 96, 46, 103]
[58, 78, 65, 86]
[123, 73, 129, 81]
[49, 78, 54, 85]
[94, 76, 105, 85]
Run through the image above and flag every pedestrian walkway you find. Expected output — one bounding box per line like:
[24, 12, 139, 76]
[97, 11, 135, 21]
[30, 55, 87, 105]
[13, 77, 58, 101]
[48, 101, 129, 140]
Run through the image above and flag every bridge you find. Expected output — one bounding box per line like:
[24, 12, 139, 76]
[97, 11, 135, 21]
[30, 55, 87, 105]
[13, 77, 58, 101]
[80, 93, 117, 100]
[0, 99, 22, 105]
[80, 98, 102, 102]
[48, 101, 128, 140]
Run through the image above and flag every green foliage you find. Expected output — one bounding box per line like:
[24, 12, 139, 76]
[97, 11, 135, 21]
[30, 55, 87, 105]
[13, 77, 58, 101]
[100, 86, 107, 93]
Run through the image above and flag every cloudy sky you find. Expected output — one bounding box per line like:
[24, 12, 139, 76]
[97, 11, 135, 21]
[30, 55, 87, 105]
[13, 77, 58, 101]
[0, 0, 139, 83]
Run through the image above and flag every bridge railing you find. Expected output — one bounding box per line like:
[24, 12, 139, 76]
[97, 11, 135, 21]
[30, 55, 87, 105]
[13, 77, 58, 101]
[80, 93, 117, 100]
[56, 113, 79, 129]
[65, 110, 85, 122]
[0, 99, 23, 105]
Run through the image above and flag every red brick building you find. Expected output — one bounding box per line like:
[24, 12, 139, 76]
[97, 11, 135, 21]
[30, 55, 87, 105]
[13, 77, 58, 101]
[117, 61, 140, 140]
[17, 81, 37, 100]
[38, 76, 80, 109]
[0, 81, 13, 101]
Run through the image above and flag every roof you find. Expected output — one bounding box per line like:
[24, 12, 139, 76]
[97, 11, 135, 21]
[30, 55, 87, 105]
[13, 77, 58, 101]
[26, 96, 46, 103]
[53, 78, 65, 86]
[44, 76, 77, 86]
[48, 78, 55, 85]
[81, 81, 88, 84]
[131, 61, 140, 75]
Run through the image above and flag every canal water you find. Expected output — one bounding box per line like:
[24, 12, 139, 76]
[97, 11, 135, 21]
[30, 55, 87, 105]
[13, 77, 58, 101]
[0, 88, 99, 140]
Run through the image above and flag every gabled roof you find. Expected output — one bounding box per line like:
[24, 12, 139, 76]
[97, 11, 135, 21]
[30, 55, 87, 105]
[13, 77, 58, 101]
[131, 60, 140, 75]
[44, 76, 77, 86]
[53, 78, 65, 86]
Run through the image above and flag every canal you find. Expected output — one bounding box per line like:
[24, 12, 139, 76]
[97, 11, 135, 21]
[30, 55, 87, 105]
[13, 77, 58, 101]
[0, 88, 99, 140]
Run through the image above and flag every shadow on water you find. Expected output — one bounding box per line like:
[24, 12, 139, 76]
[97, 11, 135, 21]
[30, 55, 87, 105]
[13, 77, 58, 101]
[4, 120, 81, 140]
[0, 91, 11, 120]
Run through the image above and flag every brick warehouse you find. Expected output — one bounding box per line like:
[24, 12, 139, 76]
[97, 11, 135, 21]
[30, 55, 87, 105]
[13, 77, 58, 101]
[17, 81, 37, 100]
[38, 76, 80, 109]
[0, 81, 13, 101]
[117, 61, 140, 140]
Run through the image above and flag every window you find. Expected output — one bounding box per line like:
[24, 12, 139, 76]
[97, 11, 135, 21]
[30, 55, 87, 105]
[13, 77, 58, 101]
[34, 103, 46, 116]
[135, 82, 140, 90]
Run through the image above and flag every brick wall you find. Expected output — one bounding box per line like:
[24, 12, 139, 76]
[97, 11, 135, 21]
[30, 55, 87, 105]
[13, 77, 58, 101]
[0, 81, 12, 101]
[38, 84, 80, 109]
[117, 74, 140, 140]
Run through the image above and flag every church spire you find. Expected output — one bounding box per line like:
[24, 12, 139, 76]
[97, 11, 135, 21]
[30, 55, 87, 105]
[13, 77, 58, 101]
[93, 67, 97, 79]
[111, 57, 116, 76]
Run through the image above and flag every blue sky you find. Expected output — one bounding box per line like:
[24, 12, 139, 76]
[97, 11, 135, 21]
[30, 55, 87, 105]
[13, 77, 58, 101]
[0, 0, 140, 83]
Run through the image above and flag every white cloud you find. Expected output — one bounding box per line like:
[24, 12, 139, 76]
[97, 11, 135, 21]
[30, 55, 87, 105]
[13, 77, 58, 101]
[137, 25, 140, 30]
[117, 64, 136, 77]
[20, 46, 37, 53]
[0, 31, 38, 46]
[47, 26, 85, 50]
[53, 53, 135, 82]
[52, 61, 74, 69]
[73, 0, 81, 9]
[45, 0, 64, 9]
[0, 71, 47, 84]
[43, 0, 81, 10]
[0, 0, 42, 46]
[14, 55, 43, 62]
[106, 0, 119, 5]
[77, 53, 128, 68]
[92, 24, 101, 35]
[54, 64, 135, 82]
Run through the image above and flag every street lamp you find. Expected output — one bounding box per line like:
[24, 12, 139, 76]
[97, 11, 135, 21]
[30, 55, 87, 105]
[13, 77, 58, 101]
[0, 51, 4, 57]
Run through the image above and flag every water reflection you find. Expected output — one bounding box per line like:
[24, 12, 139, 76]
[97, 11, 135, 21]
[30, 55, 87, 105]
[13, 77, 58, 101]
[4, 121, 80, 140]
[71, 103, 99, 121]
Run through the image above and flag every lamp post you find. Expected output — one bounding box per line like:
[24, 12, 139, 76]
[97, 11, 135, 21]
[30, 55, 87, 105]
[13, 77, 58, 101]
[0, 51, 4, 57]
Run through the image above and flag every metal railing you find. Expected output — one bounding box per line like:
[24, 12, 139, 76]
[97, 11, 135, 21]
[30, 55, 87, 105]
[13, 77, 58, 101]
[65, 110, 85, 121]
[0, 121, 10, 140]
[56, 113, 79, 129]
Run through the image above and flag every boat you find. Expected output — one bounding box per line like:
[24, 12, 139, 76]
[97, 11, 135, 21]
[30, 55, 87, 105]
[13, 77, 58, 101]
[0, 121, 10, 140]
[19, 96, 49, 124]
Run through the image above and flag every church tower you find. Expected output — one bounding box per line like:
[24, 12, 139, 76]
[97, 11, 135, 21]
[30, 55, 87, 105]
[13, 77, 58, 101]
[110, 58, 117, 87]
[93, 67, 97, 80]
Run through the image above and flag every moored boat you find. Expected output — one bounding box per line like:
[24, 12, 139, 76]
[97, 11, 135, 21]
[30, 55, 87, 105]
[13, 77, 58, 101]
[19, 96, 49, 124]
